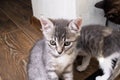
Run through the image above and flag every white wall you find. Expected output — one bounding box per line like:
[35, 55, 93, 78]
[31, 0, 106, 26]
[76, 0, 106, 26]
[31, 0, 77, 19]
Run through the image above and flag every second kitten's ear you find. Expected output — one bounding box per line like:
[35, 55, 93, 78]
[69, 17, 82, 33]
[40, 16, 54, 32]
[95, 1, 104, 9]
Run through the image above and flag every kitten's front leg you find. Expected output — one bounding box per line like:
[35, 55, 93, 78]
[63, 65, 73, 80]
[77, 56, 91, 71]
[96, 57, 113, 80]
[46, 62, 58, 80]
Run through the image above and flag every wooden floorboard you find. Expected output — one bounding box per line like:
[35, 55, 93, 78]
[0, 0, 42, 80]
[0, 9, 18, 35]
[0, 0, 42, 42]
[17, 0, 32, 7]
[0, 30, 34, 80]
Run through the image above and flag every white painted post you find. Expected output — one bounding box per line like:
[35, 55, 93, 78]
[31, 0, 106, 26]
[31, 0, 77, 19]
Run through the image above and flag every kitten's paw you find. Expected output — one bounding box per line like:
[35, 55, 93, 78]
[96, 76, 108, 80]
[76, 66, 87, 72]
[48, 76, 58, 80]
[64, 77, 73, 80]
[49, 77, 58, 80]
[35, 77, 45, 80]
[48, 72, 58, 80]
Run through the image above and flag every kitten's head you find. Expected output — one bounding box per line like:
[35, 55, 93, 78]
[95, 0, 120, 24]
[40, 17, 82, 57]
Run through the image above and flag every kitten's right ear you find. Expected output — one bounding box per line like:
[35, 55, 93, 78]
[40, 16, 54, 32]
[95, 1, 104, 9]
[69, 17, 82, 33]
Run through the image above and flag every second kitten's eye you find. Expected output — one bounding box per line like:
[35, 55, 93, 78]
[64, 42, 71, 46]
[50, 40, 56, 45]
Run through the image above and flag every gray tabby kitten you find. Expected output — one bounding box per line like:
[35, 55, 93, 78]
[28, 17, 82, 80]
[76, 25, 120, 80]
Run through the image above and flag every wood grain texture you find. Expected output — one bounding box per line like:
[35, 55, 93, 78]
[0, 35, 30, 80]
[0, 0, 42, 42]
[0, 10, 18, 35]
[18, 0, 32, 7]
[0, 0, 42, 80]
[0, 30, 33, 80]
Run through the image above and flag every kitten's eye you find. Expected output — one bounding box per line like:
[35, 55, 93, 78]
[50, 40, 56, 45]
[64, 42, 71, 46]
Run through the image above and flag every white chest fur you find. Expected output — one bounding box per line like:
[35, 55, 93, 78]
[51, 53, 76, 75]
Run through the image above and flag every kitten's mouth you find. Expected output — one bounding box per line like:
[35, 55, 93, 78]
[57, 53, 63, 57]
[52, 53, 62, 58]
[55, 53, 64, 57]
[52, 51, 64, 57]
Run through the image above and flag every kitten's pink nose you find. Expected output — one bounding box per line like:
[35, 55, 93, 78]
[57, 46, 63, 54]
[58, 51, 62, 54]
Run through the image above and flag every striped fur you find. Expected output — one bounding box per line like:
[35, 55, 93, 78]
[76, 25, 120, 80]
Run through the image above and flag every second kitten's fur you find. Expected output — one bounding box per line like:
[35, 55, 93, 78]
[76, 25, 120, 80]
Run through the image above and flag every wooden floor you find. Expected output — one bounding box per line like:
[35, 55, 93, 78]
[0, 0, 119, 80]
[0, 0, 42, 80]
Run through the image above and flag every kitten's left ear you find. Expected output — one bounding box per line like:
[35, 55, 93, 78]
[95, 1, 104, 9]
[69, 17, 82, 33]
[40, 16, 54, 32]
